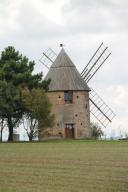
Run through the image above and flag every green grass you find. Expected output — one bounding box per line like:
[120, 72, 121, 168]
[0, 140, 128, 192]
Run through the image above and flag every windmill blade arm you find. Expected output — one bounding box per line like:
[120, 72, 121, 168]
[39, 48, 57, 69]
[48, 48, 57, 57]
[86, 52, 111, 83]
[83, 46, 107, 81]
[90, 108, 110, 128]
[43, 52, 54, 64]
[89, 88, 116, 128]
[39, 57, 50, 69]
[81, 42, 111, 83]
[81, 42, 103, 76]
[83, 45, 108, 80]
[89, 98, 112, 123]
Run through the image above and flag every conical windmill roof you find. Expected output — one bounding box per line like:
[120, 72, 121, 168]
[45, 48, 90, 91]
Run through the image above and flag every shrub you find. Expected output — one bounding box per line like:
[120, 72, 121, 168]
[91, 122, 103, 139]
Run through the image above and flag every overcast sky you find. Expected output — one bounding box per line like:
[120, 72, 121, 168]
[0, 0, 128, 138]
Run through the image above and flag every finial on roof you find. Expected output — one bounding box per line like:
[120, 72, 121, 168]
[60, 43, 64, 48]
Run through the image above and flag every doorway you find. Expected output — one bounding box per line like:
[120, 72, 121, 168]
[65, 124, 74, 138]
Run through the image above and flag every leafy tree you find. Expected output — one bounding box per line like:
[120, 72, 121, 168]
[22, 88, 54, 141]
[0, 81, 24, 141]
[91, 122, 103, 139]
[0, 46, 50, 141]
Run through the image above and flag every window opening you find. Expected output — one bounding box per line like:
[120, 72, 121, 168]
[64, 91, 73, 103]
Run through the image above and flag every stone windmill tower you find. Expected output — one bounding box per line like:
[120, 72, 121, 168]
[39, 43, 115, 139]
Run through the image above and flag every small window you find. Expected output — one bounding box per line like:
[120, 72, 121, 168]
[64, 91, 73, 103]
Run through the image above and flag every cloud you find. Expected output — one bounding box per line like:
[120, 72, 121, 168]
[0, 0, 128, 137]
[0, 1, 21, 36]
[61, 0, 128, 35]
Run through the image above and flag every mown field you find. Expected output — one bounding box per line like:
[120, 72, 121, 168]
[0, 140, 128, 192]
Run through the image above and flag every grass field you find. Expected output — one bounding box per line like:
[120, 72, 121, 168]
[0, 140, 128, 192]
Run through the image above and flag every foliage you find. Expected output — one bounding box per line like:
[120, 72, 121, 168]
[91, 122, 103, 139]
[0, 46, 50, 141]
[22, 88, 54, 141]
[0, 81, 23, 141]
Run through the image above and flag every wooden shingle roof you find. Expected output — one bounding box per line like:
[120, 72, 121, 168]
[45, 48, 90, 92]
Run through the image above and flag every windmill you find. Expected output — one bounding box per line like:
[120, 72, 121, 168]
[39, 43, 115, 129]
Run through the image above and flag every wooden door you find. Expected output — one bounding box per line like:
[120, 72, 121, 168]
[65, 124, 74, 138]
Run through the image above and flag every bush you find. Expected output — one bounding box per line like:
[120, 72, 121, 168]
[91, 122, 103, 139]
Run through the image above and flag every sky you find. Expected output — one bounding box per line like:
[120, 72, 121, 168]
[0, 0, 128, 139]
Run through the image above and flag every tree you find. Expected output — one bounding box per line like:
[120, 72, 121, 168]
[0, 46, 50, 141]
[91, 122, 103, 139]
[0, 81, 24, 141]
[22, 88, 54, 141]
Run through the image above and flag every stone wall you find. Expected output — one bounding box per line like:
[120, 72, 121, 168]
[73, 91, 91, 138]
[39, 91, 91, 139]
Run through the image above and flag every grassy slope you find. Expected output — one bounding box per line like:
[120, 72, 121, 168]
[0, 140, 128, 192]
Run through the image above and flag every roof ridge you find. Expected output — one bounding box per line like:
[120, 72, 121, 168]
[51, 48, 75, 68]
[45, 48, 90, 91]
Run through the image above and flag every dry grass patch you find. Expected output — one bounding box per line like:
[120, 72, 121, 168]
[0, 140, 128, 192]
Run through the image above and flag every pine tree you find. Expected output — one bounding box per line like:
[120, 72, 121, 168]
[0, 46, 50, 141]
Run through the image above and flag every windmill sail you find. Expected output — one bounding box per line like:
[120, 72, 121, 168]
[80, 42, 115, 127]
[89, 88, 116, 127]
[39, 48, 57, 69]
[81, 42, 111, 83]
[39, 44, 115, 128]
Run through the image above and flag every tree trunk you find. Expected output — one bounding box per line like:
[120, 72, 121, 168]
[0, 130, 2, 142]
[29, 135, 33, 142]
[0, 127, 3, 142]
[7, 116, 13, 141]
[0, 119, 4, 142]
